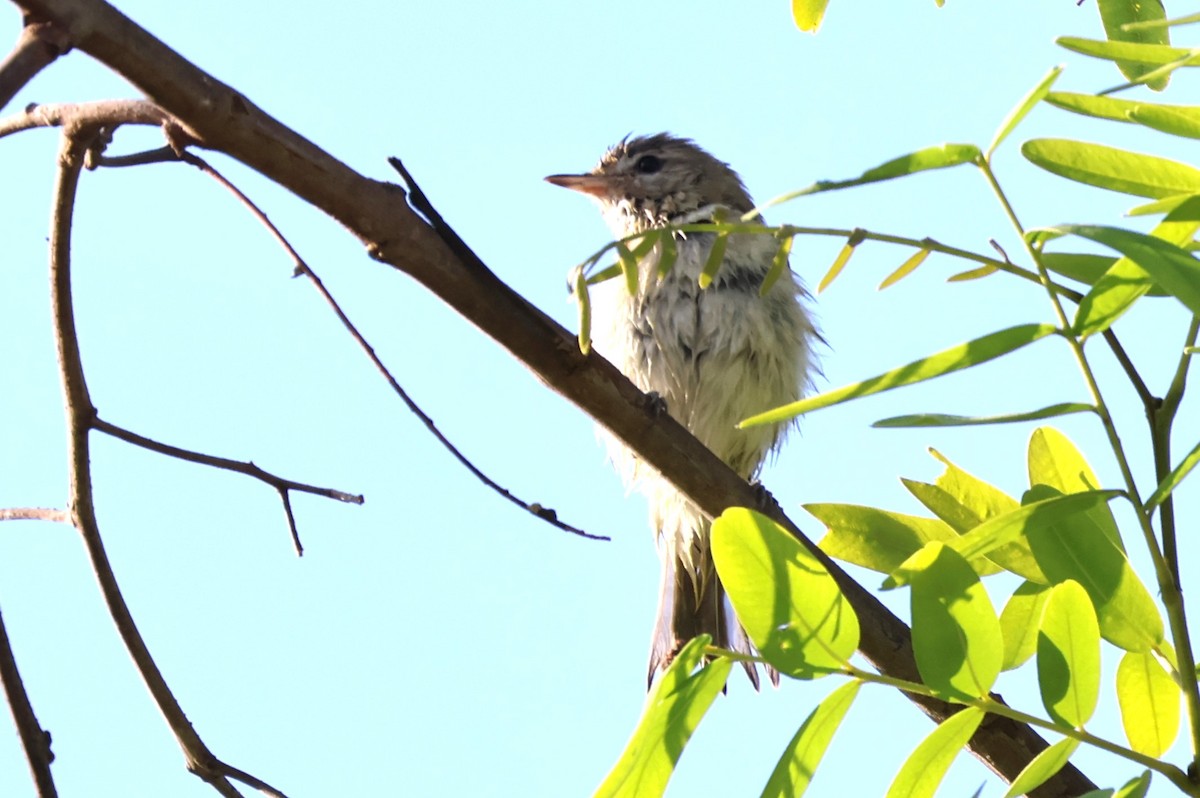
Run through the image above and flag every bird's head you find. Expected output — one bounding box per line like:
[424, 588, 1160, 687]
[546, 134, 755, 235]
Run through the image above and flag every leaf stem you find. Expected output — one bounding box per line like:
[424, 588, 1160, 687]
[844, 665, 1197, 794]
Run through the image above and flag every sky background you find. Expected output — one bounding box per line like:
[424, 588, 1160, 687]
[1, 1, 1198, 796]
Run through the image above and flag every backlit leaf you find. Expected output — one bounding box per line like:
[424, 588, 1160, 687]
[1022, 139, 1200, 199]
[594, 636, 730, 798]
[791, 0, 830, 33]
[1028, 427, 1124, 550]
[1003, 737, 1081, 798]
[1000, 581, 1051, 670]
[886, 707, 985, 798]
[893, 543, 1002, 700]
[1117, 650, 1180, 756]
[713, 508, 859, 678]
[874, 403, 1093, 428]
[739, 324, 1058, 428]
[761, 680, 860, 798]
[988, 66, 1064, 157]
[1037, 580, 1101, 727]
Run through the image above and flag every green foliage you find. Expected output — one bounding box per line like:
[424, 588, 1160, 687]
[593, 3, 1200, 796]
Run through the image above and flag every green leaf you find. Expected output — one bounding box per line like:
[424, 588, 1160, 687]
[988, 66, 1064, 157]
[1037, 580, 1101, 727]
[817, 234, 861, 294]
[874, 403, 1093, 428]
[893, 543, 1002, 700]
[1022, 139, 1200, 199]
[1022, 487, 1164, 652]
[698, 230, 729, 289]
[885, 707, 985, 798]
[655, 232, 678, 281]
[573, 267, 593, 354]
[808, 504, 999, 576]
[1146, 435, 1200, 511]
[1113, 771, 1152, 798]
[791, 0, 830, 32]
[947, 263, 999, 282]
[1049, 221, 1200, 319]
[761, 680, 860, 798]
[1127, 193, 1198, 216]
[1124, 12, 1200, 31]
[615, 240, 639, 295]
[1003, 737, 1081, 798]
[1129, 104, 1200, 139]
[1056, 36, 1192, 67]
[1028, 427, 1124, 551]
[712, 508, 859, 678]
[759, 233, 793, 297]
[947, 490, 1121, 575]
[738, 324, 1058, 428]
[1044, 91, 1143, 123]
[1097, 0, 1172, 90]
[1073, 197, 1200, 337]
[907, 453, 1045, 582]
[767, 144, 982, 204]
[1000, 581, 1051, 671]
[593, 636, 730, 798]
[1042, 252, 1171, 296]
[878, 246, 931, 290]
[1116, 650, 1180, 757]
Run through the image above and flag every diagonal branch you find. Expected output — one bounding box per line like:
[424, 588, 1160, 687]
[10, 0, 1097, 794]
[0, 16, 69, 111]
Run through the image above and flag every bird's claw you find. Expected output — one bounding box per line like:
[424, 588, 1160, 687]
[643, 390, 668, 418]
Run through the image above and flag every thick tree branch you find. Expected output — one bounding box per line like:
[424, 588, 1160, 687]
[0, 16, 69, 110]
[9, 0, 1097, 794]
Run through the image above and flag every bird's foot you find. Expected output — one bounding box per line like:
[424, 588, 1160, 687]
[749, 480, 778, 513]
[642, 390, 668, 418]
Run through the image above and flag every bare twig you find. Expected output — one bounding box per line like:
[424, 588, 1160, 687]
[0, 507, 70, 523]
[92, 416, 363, 556]
[0, 604, 56, 797]
[0, 98, 169, 139]
[173, 148, 606, 542]
[50, 123, 285, 798]
[0, 17, 69, 112]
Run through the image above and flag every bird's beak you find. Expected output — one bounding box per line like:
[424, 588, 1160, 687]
[544, 173, 615, 200]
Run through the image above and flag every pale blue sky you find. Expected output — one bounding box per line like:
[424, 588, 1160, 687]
[1, 1, 1197, 796]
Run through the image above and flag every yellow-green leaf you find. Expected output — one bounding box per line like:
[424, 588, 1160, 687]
[893, 543, 1002, 700]
[573, 266, 592, 354]
[713, 508, 859, 678]
[879, 246, 931, 290]
[1028, 427, 1124, 551]
[791, 0, 830, 33]
[761, 680, 860, 798]
[1117, 650, 1180, 757]
[874, 403, 1093, 429]
[1147, 435, 1200, 511]
[808, 503, 999, 576]
[1004, 737, 1081, 798]
[1044, 91, 1143, 123]
[1022, 139, 1200, 199]
[760, 233, 794, 296]
[1097, 0, 1172, 90]
[1129, 104, 1200, 139]
[1057, 36, 1192, 67]
[594, 636, 730, 798]
[1051, 221, 1200, 319]
[739, 324, 1058, 428]
[1000, 581, 1051, 671]
[1038, 580, 1101, 728]
[988, 66, 1064, 158]
[886, 707, 985, 798]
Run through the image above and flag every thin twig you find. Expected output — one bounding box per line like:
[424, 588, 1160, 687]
[0, 507, 70, 523]
[93, 416, 362, 556]
[50, 123, 285, 798]
[0, 604, 57, 797]
[174, 149, 606, 541]
[0, 18, 70, 112]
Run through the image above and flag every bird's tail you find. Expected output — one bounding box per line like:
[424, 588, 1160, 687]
[647, 524, 779, 689]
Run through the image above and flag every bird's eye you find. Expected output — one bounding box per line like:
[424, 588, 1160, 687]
[635, 155, 663, 174]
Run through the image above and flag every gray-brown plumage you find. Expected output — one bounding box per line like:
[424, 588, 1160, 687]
[547, 134, 816, 687]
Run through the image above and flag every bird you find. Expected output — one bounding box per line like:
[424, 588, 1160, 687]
[546, 134, 817, 688]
